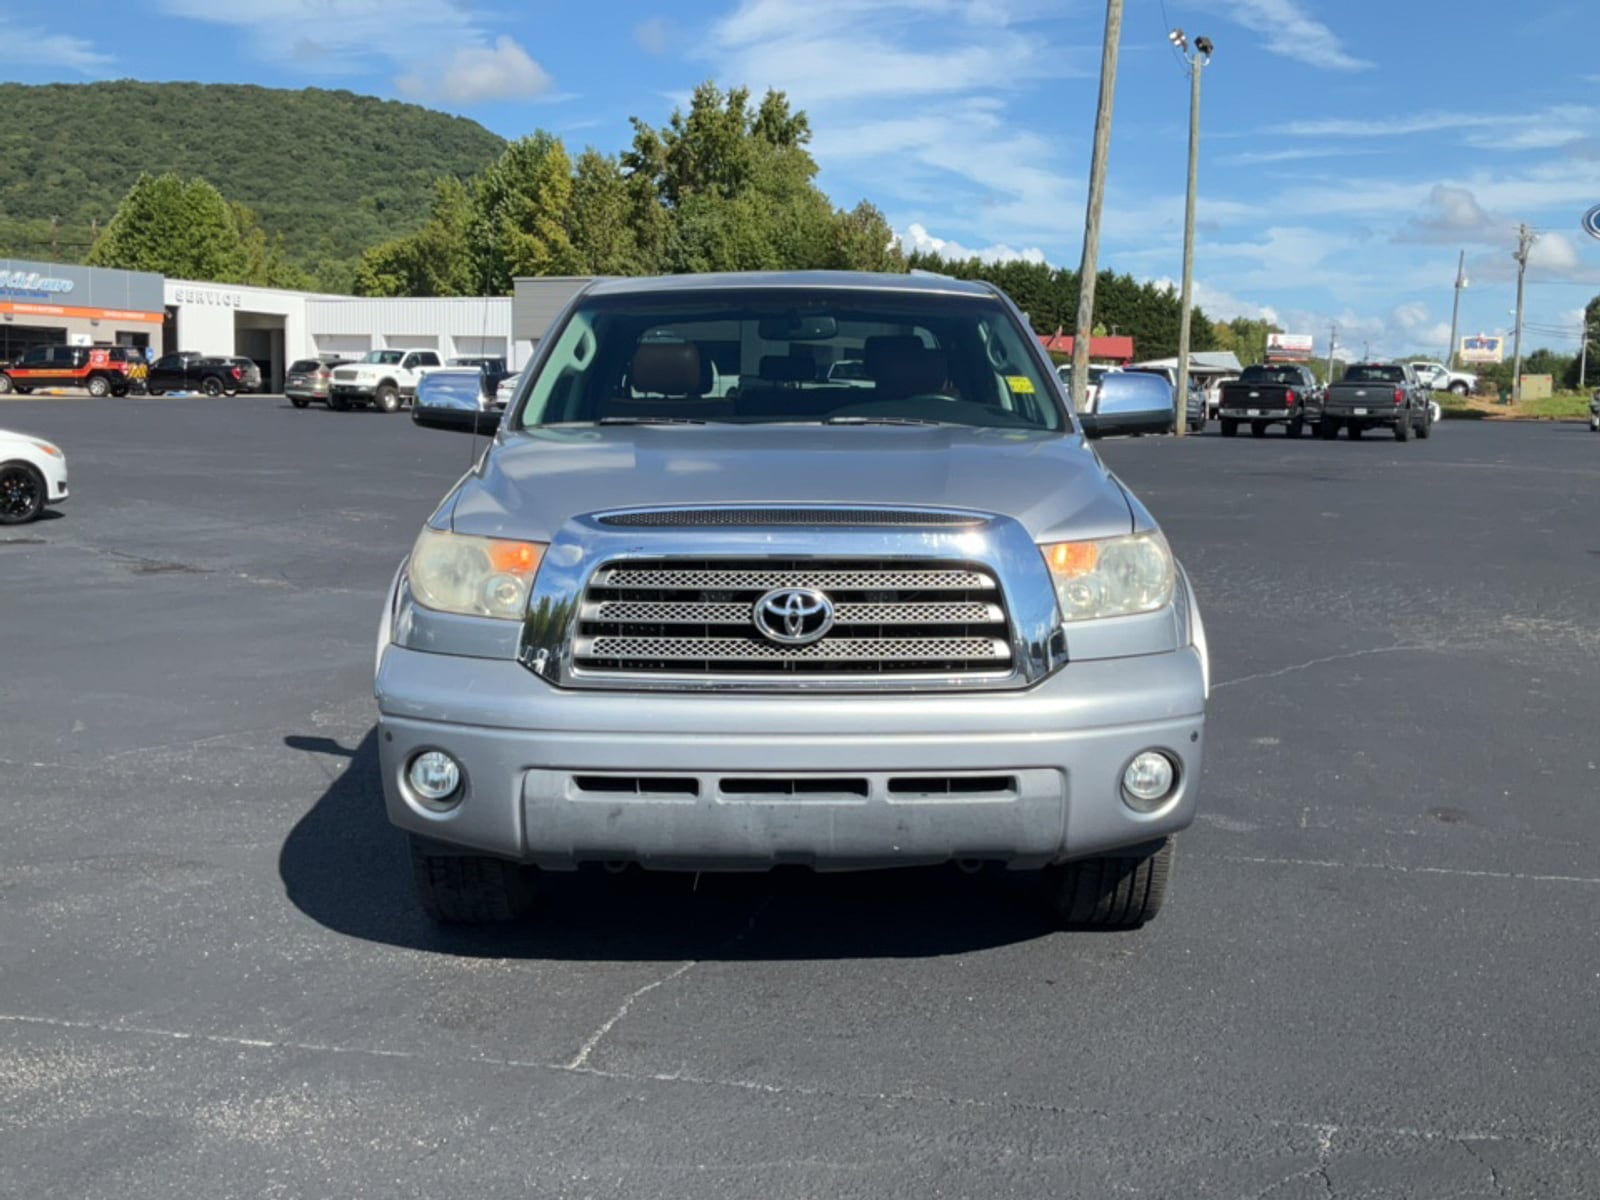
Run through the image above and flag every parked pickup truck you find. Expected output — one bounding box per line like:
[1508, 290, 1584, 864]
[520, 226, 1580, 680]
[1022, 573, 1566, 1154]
[380, 271, 1210, 930]
[146, 351, 263, 397]
[329, 348, 444, 412]
[1216, 363, 1323, 438]
[1407, 360, 1477, 396]
[1320, 362, 1433, 441]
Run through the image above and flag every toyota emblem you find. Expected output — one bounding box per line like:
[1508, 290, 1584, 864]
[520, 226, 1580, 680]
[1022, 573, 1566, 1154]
[752, 587, 835, 646]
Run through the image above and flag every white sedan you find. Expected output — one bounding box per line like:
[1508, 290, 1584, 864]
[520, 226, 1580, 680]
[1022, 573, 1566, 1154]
[494, 371, 521, 410]
[0, 428, 69, 524]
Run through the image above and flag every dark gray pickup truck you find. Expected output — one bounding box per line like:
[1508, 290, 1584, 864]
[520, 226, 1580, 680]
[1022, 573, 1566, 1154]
[1320, 363, 1433, 441]
[1216, 363, 1323, 438]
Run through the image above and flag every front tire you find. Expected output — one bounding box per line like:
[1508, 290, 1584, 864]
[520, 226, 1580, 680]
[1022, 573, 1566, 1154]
[1450, 381, 1469, 396]
[375, 384, 401, 414]
[408, 835, 539, 923]
[290, 396, 310, 409]
[1220, 418, 1238, 438]
[328, 391, 350, 411]
[0, 373, 13, 395]
[1394, 412, 1411, 442]
[1043, 839, 1174, 929]
[0, 460, 46, 525]
[1251, 421, 1267, 438]
[1348, 424, 1364, 440]
[1320, 419, 1339, 440]
[1417, 411, 1433, 439]
[1287, 418, 1304, 439]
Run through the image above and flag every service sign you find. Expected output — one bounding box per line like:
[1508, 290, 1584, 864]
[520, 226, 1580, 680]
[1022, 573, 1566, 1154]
[1460, 334, 1505, 364]
[1266, 333, 1315, 360]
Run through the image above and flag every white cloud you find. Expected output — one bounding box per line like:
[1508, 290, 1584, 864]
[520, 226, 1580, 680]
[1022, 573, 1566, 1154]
[0, 23, 113, 74]
[397, 36, 552, 104]
[1272, 105, 1600, 149]
[1200, 0, 1370, 71]
[157, 0, 554, 102]
[1396, 185, 1512, 246]
[895, 223, 1046, 266]
[634, 17, 671, 55]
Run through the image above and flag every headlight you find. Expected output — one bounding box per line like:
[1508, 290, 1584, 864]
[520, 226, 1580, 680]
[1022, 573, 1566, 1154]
[1040, 531, 1176, 621]
[407, 528, 546, 620]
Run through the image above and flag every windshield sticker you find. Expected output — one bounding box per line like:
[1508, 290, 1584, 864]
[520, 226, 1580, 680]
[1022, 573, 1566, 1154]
[1006, 375, 1035, 394]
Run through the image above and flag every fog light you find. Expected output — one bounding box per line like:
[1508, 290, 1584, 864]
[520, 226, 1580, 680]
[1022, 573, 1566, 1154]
[408, 750, 462, 806]
[1122, 751, 1177, 811]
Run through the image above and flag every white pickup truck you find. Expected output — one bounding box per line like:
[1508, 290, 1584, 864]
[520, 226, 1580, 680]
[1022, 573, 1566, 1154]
[329, 348, 444, 413]
[1407, 361, 1477, 396]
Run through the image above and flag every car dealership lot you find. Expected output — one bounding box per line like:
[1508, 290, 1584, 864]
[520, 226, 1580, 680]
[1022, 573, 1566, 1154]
[3, 398, 1598, 1198]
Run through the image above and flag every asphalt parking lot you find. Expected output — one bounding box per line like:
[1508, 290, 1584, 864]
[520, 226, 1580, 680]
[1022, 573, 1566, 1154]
[3, 396, 1598, 1199]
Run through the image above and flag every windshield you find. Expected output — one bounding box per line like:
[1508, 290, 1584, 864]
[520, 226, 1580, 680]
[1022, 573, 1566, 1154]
[1342, 365, 1405, 384]
[513, 288, 1066, 431]
[1241, 366, 1304, 385]
[361, 350, 405, 365]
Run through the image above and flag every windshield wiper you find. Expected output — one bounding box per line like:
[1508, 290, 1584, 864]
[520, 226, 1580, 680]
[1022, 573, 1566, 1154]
[822, 415, 949, 427]
[597, 416, 709, 425]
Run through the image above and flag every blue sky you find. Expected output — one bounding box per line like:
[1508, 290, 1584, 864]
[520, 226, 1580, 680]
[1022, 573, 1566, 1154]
[4, 0, 1599, 360]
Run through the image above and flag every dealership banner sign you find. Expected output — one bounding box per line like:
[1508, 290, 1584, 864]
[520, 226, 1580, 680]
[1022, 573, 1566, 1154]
[1460, 334, 1505, 364]
[1266, 332, 1315, 360]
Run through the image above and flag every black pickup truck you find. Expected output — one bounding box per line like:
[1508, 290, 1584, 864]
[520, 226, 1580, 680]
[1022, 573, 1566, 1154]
[1216, 363, 1323, 438]
[1320, 362, 1432, 442]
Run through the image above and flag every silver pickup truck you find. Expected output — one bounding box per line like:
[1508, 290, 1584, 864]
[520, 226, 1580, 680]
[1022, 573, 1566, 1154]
[377, 272, 1210, 929]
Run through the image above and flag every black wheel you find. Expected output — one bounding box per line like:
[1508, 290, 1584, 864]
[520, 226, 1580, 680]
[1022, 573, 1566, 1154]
[408, 835, 539, 923]
[1220, 418, 1238, 438]
[375, 384, 401, 414]
[1589, 416, 1598, 432]
[1394, 413, 1411, 442]
[146, 387, 165, 397]
[290, 397, 310, 409]
[86, 374, 111, 398]
[1417, 411, 1432, 439]
[328, 391, 350, 411]
[1287, 418, 1304, 438]
[1251, 421, 1267, 438]
[1348, 424, 1363, 440]
[14, 386, 31, 395]
[1320, 419, 1339, 440]
[0, 373, 13, 395]
[201, 376, 223, 397]
[1043, 839, 1174, 929]
[0, 460, 46, 525]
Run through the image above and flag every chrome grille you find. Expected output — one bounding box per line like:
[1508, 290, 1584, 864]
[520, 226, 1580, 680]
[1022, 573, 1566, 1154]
[598, 508, 987, 528]
[574, 557, 1013, 678]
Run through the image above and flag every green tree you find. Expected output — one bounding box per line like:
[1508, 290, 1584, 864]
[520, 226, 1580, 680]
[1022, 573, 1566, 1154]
[567, 149, 645, 276]
[827, 201, 904, 272]
[352, 176, 477, 297]
[231, 201, 314, 290]
[88, 172, 247, 281]
[473, 133, 582, 289]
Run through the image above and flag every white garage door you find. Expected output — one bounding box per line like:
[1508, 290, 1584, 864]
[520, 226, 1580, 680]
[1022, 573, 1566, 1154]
[316, 334, 370, 356]
[383, 335, 439, 351]
[452, 336, 508, 360]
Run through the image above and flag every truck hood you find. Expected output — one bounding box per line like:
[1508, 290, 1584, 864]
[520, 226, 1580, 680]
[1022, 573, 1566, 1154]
[447, 424, 1132, 543]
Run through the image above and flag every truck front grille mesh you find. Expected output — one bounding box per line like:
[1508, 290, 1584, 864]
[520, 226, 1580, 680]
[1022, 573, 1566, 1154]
[573, 557, 1013, 679]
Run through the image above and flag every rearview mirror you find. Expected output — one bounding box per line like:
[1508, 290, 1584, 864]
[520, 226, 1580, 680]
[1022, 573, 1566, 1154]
[757, 312, 839, 341]
[412, 368, 502, 435]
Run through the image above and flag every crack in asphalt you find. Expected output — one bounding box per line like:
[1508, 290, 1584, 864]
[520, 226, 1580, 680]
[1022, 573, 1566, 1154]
[1213, 644, 1430, 692]
[3, 1011, 1597, 1163]
[1221, 855, 1600, 886]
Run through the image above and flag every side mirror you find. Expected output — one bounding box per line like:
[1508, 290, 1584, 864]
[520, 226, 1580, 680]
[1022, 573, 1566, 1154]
[412, 368, 503, 434]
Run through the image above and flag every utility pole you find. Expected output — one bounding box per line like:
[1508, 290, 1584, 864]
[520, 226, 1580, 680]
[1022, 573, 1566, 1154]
[1582, 321, 1592, 390]
[49, 216, 60, 263]
[1171, 29, 1213, 438]
[1326, 324, 1338, 381]
[1446, 250, 1466, 368]
[1069, 0, 1124, 415]
[1511, 224, 1536, 403]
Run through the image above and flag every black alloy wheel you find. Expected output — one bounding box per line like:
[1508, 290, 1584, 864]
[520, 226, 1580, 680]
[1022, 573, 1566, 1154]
[201, 376, 224, 397]
[0, 461, 45, 525]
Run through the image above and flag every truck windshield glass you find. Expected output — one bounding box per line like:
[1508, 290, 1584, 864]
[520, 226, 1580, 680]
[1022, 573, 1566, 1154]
[1240, 366, 1303, 385]
[361, 350, 405, 365]
[1342, 366, 1405, 384]
[514, 289, 1066, 431]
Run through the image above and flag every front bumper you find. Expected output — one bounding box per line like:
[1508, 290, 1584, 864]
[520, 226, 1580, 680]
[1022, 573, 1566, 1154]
[375, 643, 1207, 871]
[44, 459, 69, 503]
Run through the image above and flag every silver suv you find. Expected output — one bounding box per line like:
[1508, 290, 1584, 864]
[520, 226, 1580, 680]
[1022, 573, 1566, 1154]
[378, 272, 1210, 928]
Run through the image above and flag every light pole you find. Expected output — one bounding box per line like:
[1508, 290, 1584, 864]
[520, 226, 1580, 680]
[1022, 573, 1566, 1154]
[1511, 224, 1535, 403]
[1445, 249, 1466, 368]
[1069, 0, 1125, 415]
[1170, 28, 1212, 438]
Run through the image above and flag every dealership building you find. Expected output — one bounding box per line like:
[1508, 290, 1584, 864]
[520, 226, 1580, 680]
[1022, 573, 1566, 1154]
[3, 256, 595, 393]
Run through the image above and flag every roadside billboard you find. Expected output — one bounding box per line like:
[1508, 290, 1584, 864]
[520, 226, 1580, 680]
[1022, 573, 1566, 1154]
[1265, 333, 1315, 360]
[1459, 334, 1505, 364]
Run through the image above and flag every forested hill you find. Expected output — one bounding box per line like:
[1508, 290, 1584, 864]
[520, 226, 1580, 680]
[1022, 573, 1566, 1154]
[0, 81, 507, 282]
